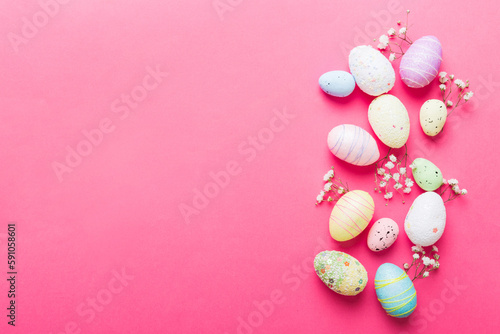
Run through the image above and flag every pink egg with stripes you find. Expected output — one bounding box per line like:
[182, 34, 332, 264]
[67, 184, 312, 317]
[329, 190, 375, 242]
[400, 36, 443, 88]
[327, 124, 380, 166]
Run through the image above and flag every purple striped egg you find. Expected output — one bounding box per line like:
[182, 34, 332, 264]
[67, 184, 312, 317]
[400, 36, 443, 88]
[327, 124, 380, 166]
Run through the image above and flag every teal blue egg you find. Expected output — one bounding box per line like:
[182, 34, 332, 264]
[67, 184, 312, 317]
[412, 158, 443, 191]
[375, 263, 417, 318]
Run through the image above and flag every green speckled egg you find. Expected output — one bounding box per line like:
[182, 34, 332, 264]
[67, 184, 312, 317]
[411, 158, 443, 191]
[314, 250, 368, 296]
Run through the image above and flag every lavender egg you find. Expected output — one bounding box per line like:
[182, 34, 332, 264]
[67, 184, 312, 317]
[400, 36, 443, 88]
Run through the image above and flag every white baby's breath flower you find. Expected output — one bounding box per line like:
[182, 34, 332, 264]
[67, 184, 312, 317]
[399, 27, 407, 35]
[412, 245, 423, 252]
[324, 182, 333, 191]
[449, 74, 455, 80]
[379, 34, 389, 46]
[380, 181, 387, 187]
[454, 79, 466, 89]
[422, 256, 431, 266]
[461, 189, 468, 195]
[388, 28, 396, 36]
[429, 259, 436, 267]
[399, 167, 406, 175]
[377, 43, 387, 50]
[442, 178, 447, 185]
[394, 183, 403, 190]
[432, 245, 439, 252]
[405, 178, 414, 187]
[377, 168, 386, 176]
[384, 192, 393, 199]
[433, 261, 440, 268]
[393, 173, 400, 182]
[327, 196, 333, 202]
[323, 169, 334, 181]
[409, 163, 416, 170]
[403, 187, 411, 193]
[413, 253, 420, 260]
[383, 174, 391, 181]
[316, 191, 325, 202]
[452, 185, 461, 194]
[389, 154, 397, 162]
[439, 71, 447, 78]
[403, 263, 409, 269]
[385, 161, 395, 169]
[464, 91, 473, 101]
[389, 53, 396, 61]
[338, 187, 344, 194]
[422, 271, 430, 278]
[448, 179, 458, 186]
[439, 84, 446, 91]
[446, 100, 453, 107]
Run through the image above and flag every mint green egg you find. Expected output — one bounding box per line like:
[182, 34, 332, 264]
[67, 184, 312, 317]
[411, 158, 443, 191]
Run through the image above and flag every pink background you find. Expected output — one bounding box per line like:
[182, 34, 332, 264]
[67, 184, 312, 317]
[1, 0, 499, 333]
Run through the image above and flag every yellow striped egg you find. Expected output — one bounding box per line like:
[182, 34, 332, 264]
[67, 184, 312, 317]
[375, 263, 417, 318]
[329, 190, 375, 241]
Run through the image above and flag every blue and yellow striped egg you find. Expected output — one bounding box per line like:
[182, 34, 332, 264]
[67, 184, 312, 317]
[375, 263, 417, 318]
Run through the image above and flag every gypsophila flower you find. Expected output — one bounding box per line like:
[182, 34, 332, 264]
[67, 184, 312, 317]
[403, 187, 411, 193]
[377, 43, 387, 50]
[403, 263, 409, 270]
[385, 161, 395, 169]
[432, 245, 438, 252]
[413, 253, 419, 260]
[448, 179, 458, 186]
[433, 262, 440, 269]
[379, 34, 389, 46]
[399, 167, 406, 175]
[422, 271, 429, 278]
[393, 173, 400, 182]
[389, 154, 397, 163]
[394, 183, 403, 190]
[404, 178, 414, 187]
[439, 71, 447, 78]
[388, 28, 396, 36]
[439, 84, 446, 91]
[380, 181, 387, 187]
[327, 196, 333, 202]
[461, 189, 468, 195]
[338, 187, 344, 194]
[389, 53, 396, 61]
[439, 76, 448, 84]
[412, 245, 423, 252]
[384, 192, 393, 199]
[452, 185, 460, 194]
[442, 178, 447, 184]
[323, 170, 334, 181]
[429, 259, 436, 267]
[454, 79, 466, 89]
[316, 192, 325, 202]
[464, 91, 473, 101]
[377, 168, 386, 176]
[399, 27, 407, 35]
[446, 100, 453, 107]
[409, 163, 416, 169]
[422, 256, 431, 266]
[383, 174, 391, 181]
[324, 182, 333, 191]
[449, 74, 454, 80]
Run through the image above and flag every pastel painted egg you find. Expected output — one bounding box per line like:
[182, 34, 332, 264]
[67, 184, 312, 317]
[400, 36, 443, 88]
[375, 263, 417, 318]
[327, 124, 380, 166]
[314, 250, 368, 296]
[405, 192, 446, 247]
[329, 190, 375, 241]
[411, 158, 443, 191]
[420, 99, 447, 136]
[349, 45, 395, 96]
[319, 71, 356, 97]
[368, 94, 410, 148]
[367, 218, 399, 252]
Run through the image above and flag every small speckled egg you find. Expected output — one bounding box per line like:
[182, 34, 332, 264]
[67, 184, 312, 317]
[375, 263, 417, 318]
[349, 45, 395, 96]
[329, 190, 375, 241]
[420, 99, 447, 136]
[319, 71, 356, 97]
[405, 192, 446, 247]
[314, 250, 368, 296]
[400, 36, 442, 88]
[368, 94, 410, 148]
[411, 158, 443, 191]
[367, 218, 399, 252]
[327, 124, 380, 166]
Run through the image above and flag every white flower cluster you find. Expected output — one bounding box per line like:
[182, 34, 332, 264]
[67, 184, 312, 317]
[404, 244, 441, 280]
[439, 72, 473, 114]
[375, 153, 414, 203]
[316, 167, 348, 205]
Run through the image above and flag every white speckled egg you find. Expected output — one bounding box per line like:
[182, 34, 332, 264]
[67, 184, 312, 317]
[405, 192, 446, 246]
[420, 99, 447, 136]
[327, 124, 380, 166]
[349, 45, 395, 96]
[368, 94, 410, 148]
[375, 263, 417, 318]
[367, 218, 399, 252]
[319, 71, 356, 97]
[314, 250, 368, 296]
[400, 36, 443, 88]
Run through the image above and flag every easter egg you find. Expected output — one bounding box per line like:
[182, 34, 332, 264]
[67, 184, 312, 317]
[314, 250, 368, 296]
[405, 192, 446, 247]
[349, 45, 395, 96]
[327, 124, 380, 166]
[375, 263, 417, 318]
[367, 218, 399, 252]
[400, 36, 443, 88]
[368, 94, 410, 148]
[411, 158, 443, 191]
[329, 190, 375, 241]
[319, 71, 356, 97]
[420, 99, 447, 136]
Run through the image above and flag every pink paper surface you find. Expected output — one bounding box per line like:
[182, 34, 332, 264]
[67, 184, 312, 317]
[1, 0, 499, 333]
